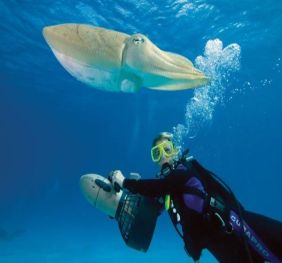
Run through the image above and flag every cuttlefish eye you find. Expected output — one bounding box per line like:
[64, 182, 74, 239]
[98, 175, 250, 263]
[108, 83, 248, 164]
[132, 36, 144, 45]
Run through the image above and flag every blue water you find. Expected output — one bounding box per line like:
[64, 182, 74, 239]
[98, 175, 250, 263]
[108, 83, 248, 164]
[1, 0, 281, 262]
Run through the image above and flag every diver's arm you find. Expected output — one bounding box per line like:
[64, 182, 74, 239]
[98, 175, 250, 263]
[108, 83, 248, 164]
[123, 171, 189, 197]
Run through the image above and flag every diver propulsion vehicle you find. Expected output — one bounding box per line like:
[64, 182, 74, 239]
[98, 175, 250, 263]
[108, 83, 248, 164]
[80, 174, 159, 252]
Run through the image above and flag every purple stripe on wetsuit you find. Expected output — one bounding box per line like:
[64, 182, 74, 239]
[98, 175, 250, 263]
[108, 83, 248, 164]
[183, 177, 206, 213]
[230, 211, 281, 262]
[177, 164, 206, 214]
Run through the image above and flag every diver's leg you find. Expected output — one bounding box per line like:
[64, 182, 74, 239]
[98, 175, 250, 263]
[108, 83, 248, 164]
[207, 233, 264, 263]
[243, 210, 282, 260]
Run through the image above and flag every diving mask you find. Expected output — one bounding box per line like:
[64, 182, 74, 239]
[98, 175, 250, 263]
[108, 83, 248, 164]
[151, 140, 178, 163]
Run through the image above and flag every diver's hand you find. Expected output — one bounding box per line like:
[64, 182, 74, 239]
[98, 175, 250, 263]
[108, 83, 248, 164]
[109, 170, 125, 192]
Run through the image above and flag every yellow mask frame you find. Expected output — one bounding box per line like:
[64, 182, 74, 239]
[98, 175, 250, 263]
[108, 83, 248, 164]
[151, 140, 178, 163]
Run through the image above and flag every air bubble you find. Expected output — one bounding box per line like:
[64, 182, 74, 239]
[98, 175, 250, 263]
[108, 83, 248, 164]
[173, 39, 241, 147]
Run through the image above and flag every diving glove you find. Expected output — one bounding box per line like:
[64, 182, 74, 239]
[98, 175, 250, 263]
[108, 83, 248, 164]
[109, 170, 125, 192]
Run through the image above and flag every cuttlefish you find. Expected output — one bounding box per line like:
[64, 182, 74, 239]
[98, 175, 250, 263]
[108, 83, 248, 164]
[43, 24, 208, 92]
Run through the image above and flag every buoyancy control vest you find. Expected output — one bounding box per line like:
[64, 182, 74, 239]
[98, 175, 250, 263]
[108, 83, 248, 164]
[165, 152, 281, 263]
[162, 153, 253, 262]
[162, 152, 243, 232]
[181, 156, 244, 229]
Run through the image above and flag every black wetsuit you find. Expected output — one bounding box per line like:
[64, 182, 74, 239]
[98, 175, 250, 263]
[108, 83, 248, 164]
[123, 160, 282, 262]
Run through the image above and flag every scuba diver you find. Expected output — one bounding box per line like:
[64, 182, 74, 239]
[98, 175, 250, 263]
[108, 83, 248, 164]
[109, 132, 282, 263]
